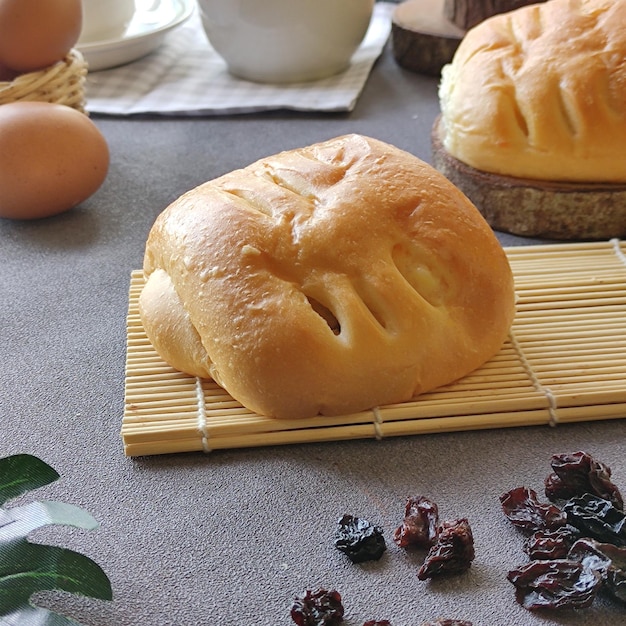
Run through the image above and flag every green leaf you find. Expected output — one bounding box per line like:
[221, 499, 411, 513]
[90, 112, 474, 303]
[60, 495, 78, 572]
[1, 604, 86, 625]
[0, 538, 112, 613]
[0, 456, 59, 507]
[0, 456, 112, 625]
[0, 501, 99, 539]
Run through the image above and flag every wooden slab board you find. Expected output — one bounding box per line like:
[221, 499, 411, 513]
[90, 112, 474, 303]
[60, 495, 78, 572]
[443, 0, 546, 30]
[391, 0, 465, 76]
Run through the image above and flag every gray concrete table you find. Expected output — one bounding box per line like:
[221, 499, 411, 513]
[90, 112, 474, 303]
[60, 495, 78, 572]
[1, 38, 625, 626]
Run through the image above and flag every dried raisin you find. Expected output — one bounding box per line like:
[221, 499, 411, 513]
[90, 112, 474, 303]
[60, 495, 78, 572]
[544, 451, 623, 510]
[419, 620, 472, 626]
[417, 518, 475, 580]
[563, 493, 626, 546]
[393, 495, 439, 549]
[290, 589, 344, 626]
[500, 486, 566, 532]
[507, 559, 603, 610]
[335, 514, 386, 563]
[568, 538, 626, 604]
[524, 527, 581, 560]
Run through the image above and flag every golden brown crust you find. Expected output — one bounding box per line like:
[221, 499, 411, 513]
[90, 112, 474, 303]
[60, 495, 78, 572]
[140, 134, 515, 418]
[439, 0, 626, 182]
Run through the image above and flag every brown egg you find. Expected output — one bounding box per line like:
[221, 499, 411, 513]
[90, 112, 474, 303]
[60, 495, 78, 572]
[0, 102, 109, 220]
[0, 0, 82, 73]
[0, 60, 18, 81]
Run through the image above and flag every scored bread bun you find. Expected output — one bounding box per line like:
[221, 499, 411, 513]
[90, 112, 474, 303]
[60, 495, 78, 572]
[140, 134, 515, 419]
[438, 0, 626, 183]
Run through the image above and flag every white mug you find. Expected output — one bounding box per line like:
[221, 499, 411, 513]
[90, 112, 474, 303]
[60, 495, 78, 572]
[198, 0, 375, 83]
[79, 0, 137, 43]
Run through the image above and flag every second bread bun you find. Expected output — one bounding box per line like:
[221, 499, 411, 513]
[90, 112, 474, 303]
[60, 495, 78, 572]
[438, 0, 626, 183]
[140, 134, 515, 419]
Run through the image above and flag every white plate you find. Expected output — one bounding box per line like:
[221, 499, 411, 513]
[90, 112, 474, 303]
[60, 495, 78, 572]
[77, 0, 195, 72]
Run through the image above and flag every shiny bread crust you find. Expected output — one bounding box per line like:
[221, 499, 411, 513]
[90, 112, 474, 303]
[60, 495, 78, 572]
[140, 134, 516, 418]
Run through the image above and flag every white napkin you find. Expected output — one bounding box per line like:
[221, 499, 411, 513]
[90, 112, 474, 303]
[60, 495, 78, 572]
[85, 3, 394, 116]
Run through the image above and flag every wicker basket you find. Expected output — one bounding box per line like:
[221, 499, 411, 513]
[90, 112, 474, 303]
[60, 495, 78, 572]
[0, 48, 88, 113]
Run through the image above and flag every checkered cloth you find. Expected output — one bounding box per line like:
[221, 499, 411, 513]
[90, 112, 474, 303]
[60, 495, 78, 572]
[85, 3, 394, 116]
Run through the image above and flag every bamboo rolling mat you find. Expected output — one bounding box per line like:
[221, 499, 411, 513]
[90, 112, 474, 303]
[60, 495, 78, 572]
[122, 240, 626, 456]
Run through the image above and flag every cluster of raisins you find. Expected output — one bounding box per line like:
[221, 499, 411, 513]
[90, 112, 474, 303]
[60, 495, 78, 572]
[501, 450, 626, 611]
[290, 499, 475, 625]
[393, 495, 475, 580]
[289, 589, 471, 626]
[334, 497, 475, 580]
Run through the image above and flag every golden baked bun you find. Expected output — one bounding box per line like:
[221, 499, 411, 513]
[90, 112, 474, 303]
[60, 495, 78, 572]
[439, 0, 626, 182]
[140, 134, 515, 419]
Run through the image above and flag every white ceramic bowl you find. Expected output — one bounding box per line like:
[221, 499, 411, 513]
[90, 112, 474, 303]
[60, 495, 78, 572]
[79, 0, 137, 43]
[198, 0, 375, 83]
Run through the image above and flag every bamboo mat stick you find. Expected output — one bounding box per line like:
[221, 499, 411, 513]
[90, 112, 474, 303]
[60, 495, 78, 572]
[514, 313, 626, 326]
[519, 286, 626, 299]
[124, 420, 198, 438]
[512, 259, 625, 268]
[513, 327, 626, 340]
[124, 438, 205, 456]
[124, 408, 199, 420]
[520, 348, 626, 360]
[519, 336, 626, 348]
[516, 300, 626, 313]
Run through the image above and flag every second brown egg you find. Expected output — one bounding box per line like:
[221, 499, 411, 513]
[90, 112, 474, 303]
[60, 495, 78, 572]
[0, 0, 82, 73]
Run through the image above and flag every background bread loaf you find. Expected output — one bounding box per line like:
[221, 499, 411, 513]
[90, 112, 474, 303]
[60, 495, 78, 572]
[439, 0, 626, 182]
